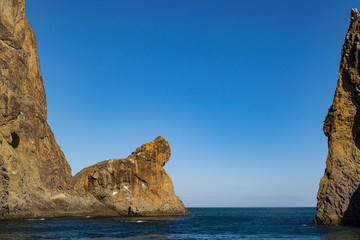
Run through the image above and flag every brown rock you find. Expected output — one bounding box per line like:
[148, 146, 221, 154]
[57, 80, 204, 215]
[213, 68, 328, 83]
[0, 0, 72, 218]
[0, 0, 189, 219]
[314, 8, 360, 226]
[67, 136, 189, 216]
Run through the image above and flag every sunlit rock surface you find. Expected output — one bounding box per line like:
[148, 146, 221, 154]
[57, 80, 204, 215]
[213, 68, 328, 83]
[314, 9, 360, 226]
[0, 0, 72, 218]
[68, 136, 188, 216]
[0, 0, 189, 219]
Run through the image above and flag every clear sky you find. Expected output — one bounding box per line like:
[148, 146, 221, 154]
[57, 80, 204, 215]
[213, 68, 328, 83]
[26, 0, 359, 207]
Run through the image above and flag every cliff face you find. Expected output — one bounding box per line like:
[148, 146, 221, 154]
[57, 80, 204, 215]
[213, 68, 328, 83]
[0, 0, 72, 218]
[314, 9, 360, 226]
[0, 0, 189, 219]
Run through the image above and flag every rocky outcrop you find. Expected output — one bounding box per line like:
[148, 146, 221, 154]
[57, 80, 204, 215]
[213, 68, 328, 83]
[314, 9, 360, 226]
[0, 0, 189, 219]
[66, 136, 188, 216]
[0, 0, 72, 218]
[36, 136, 189, 218]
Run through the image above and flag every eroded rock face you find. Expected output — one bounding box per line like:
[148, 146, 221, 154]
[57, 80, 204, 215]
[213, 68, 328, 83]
[67, 136, 188, 216]
[314, 9, 360, 226]
[0, 0, 189, 219]
[0, 0, 72, 218]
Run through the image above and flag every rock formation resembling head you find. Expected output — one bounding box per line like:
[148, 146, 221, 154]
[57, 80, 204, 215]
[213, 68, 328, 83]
[66, 136, 188, 217]
[130, 136, 171, 167]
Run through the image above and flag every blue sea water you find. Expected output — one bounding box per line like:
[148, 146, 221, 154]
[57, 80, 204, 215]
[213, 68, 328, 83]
[0, 208, 360, 239]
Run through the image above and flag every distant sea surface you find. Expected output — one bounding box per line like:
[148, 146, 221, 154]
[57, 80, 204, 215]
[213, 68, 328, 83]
[1, 208, 360, 239]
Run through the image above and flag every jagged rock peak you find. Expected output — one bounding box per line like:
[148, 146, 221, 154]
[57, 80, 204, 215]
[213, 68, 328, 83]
[314, 8, 360, 226]
[351, 8, 359, 17]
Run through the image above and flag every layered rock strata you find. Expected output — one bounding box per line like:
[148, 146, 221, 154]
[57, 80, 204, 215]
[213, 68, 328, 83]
[314, 9, 360, 226]
[0, 0, 189, 219]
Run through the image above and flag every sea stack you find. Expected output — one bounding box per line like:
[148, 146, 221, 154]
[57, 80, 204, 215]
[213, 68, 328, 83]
[0, 0, 189, 219]
[314, 9, 360, 226]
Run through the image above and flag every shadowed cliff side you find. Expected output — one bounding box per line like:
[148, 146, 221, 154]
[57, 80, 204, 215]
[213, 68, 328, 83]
[314, 9, 360, 226]
[0, 0, 189, 219]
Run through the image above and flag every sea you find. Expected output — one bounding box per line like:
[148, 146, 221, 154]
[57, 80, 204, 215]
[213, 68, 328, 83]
[0, 208, 360, 239]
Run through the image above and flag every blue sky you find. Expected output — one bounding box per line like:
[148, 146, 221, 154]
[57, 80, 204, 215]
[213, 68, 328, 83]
[26, 1, 359, 207]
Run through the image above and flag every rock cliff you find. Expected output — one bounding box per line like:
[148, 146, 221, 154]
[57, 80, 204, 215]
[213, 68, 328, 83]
[0, 0, 189, 219]
[0, 0, 72, 218]
[314, 9, 360, 226]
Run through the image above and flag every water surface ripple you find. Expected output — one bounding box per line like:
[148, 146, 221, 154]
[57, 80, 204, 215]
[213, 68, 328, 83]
[1, 208, 360, 239]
